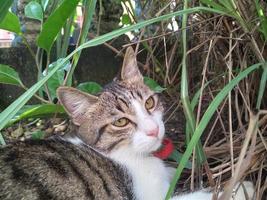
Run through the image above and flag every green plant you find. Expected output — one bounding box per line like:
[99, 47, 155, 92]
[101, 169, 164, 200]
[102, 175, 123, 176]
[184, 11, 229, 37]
[0, 1, 266, 199]
[0, 0, 98, 132]
[0, 0, 14, 23]
[0, 5, 228, 136]
[165, 62, 263, 199]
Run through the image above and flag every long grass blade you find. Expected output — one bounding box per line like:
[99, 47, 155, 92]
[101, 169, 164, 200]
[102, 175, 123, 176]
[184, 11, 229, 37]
[37, 0, 80, 52]
[256, 63, 267, 109]
[181, 0, 205, 165]
[0, 132, 6, 145]
[0, 6, 229, 135]
[165, 62, 262, 199]
[0, 0, 13, 23]
[64, 0, 97, 86]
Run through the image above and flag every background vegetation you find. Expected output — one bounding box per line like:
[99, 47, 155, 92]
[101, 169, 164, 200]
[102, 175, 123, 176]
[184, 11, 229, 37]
[0, 0, 266, 199]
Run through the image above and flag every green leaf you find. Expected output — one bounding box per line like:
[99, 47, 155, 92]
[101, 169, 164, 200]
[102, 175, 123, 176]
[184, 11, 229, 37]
[165, 62, 262, 199]
[144, 77, 166, 93]
[42, 59, 71, 100]
[37, 0, 80, 52]
[7, 104, 66, 126]
[169, 149, 192, 169]
[66, 0, 97, 85]
[200, 0, 238, 18]
[200, 0, 227, 13]
[25, 1, 43, 21]
[77, 7, 227, 50]
[0, 6, 230, 133]
[180, 0, 205, 168]
[218, 0, 234, 11]
[0, 64, 22, 86]
[0, 132, 6, 145]
[255, 0, 267, 41]
[77, 82, 102, 94]
[31, 130, 45, 140]
[256, 63, 267, 109]
[41, 0, 50, 11]
[122, 14, 132, 25]
[0, 11, 21, 34]
[0, 0, 13, 23]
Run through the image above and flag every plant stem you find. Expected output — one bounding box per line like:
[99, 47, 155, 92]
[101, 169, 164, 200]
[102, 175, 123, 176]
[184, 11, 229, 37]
[96, 0, 103, 36]
[20, 83, 50, 104]
[21, 35, 36, 62]
[63, 0, 97, 86]
[180, 0, 205, 166]
[56, 31, 62, 59]
[36, 48, 45, 99]
[22, 35, 45, 101]
[256, 64, 267, 109]
[61, 12, 75, 58]
[0, 132, 6, 145]
[44, 52, 53, 102]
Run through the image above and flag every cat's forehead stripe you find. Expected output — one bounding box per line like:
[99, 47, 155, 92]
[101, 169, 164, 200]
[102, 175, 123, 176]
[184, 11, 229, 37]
[116, 97, 129, 109]
[105, 82, 145, 100]
[107, 84, 132, 101]
[136, 90, 143, 100]
[93, 124, 108, 145]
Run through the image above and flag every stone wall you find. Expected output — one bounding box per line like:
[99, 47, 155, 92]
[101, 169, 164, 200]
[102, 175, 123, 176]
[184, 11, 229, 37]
[0, 45, 124, 109]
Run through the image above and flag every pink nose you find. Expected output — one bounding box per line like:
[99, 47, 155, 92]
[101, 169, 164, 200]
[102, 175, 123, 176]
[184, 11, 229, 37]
[146, 126, 159, 137]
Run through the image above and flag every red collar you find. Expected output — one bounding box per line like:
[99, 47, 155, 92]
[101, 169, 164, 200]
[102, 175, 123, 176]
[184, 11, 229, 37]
[153, 138, 174, 159]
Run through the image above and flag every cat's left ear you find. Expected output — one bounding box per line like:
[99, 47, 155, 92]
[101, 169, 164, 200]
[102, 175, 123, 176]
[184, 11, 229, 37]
[120, 47, 143, 83]
[57, 87, 98, 126]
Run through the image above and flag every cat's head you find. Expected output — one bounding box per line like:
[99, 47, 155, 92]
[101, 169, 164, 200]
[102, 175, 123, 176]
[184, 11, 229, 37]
[57, 47, 165, 156]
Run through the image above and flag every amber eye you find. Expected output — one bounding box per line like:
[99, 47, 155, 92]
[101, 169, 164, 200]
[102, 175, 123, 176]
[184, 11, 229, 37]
[145, 96, 155, 110]
[113, 118, 129, 127]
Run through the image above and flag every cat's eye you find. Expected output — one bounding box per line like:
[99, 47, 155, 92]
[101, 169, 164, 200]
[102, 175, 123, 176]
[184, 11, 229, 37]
[113, 117, 129, 127]
[145, 96, 155, 110]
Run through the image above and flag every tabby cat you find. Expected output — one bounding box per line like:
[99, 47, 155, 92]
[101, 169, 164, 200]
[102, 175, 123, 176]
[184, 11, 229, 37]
[0, 47, 254, 200]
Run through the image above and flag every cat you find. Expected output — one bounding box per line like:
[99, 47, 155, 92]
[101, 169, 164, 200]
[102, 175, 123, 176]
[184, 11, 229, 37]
[0, 139, 133, 199]
[0, 47, 254, 200]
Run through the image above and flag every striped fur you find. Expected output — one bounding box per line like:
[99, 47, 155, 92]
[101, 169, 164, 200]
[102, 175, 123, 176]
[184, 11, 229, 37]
[0, 138, 133, 200]
[0, 47, 164, 200]
[55, 47, 169, 200]
[74, 80, 164, 153]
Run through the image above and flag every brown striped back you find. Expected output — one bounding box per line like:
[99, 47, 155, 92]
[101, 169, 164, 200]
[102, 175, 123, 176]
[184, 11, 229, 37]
[0, 138, 133, 200]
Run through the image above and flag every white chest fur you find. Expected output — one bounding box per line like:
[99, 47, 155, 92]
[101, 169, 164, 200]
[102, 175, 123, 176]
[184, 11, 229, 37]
[109, 148, 171, 200]
[67, 137, 254, 200]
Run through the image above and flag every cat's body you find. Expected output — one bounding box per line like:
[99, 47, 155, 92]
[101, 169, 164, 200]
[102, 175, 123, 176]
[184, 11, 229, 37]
[0, 47, 254, 200]
[0, 137, 254, 200]
[0, 138, 133, 200]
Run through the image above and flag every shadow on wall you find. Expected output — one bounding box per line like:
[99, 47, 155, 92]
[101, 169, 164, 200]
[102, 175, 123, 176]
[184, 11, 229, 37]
[0, 44, 125, 108]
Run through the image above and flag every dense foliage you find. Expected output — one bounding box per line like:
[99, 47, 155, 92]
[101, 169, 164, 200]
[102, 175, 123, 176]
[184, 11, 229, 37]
[0, 0, 266, 199]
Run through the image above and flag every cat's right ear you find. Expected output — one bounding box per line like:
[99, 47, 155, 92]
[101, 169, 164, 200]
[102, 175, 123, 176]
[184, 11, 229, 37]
[57, 87, 98, 126]
[120, 47, 143, 83]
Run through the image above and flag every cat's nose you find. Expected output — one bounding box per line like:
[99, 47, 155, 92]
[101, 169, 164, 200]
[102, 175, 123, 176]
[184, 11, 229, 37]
[146, 126, 159, 137]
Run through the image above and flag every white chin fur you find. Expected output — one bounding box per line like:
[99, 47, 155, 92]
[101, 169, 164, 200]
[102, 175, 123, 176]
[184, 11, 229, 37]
[131, 110, 165, 154]
[132, 133, 162, 153]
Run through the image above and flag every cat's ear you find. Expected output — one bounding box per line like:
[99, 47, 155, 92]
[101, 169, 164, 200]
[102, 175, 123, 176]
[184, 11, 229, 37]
[120, 47, 143, 83]
[57, 87, 98, 126]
